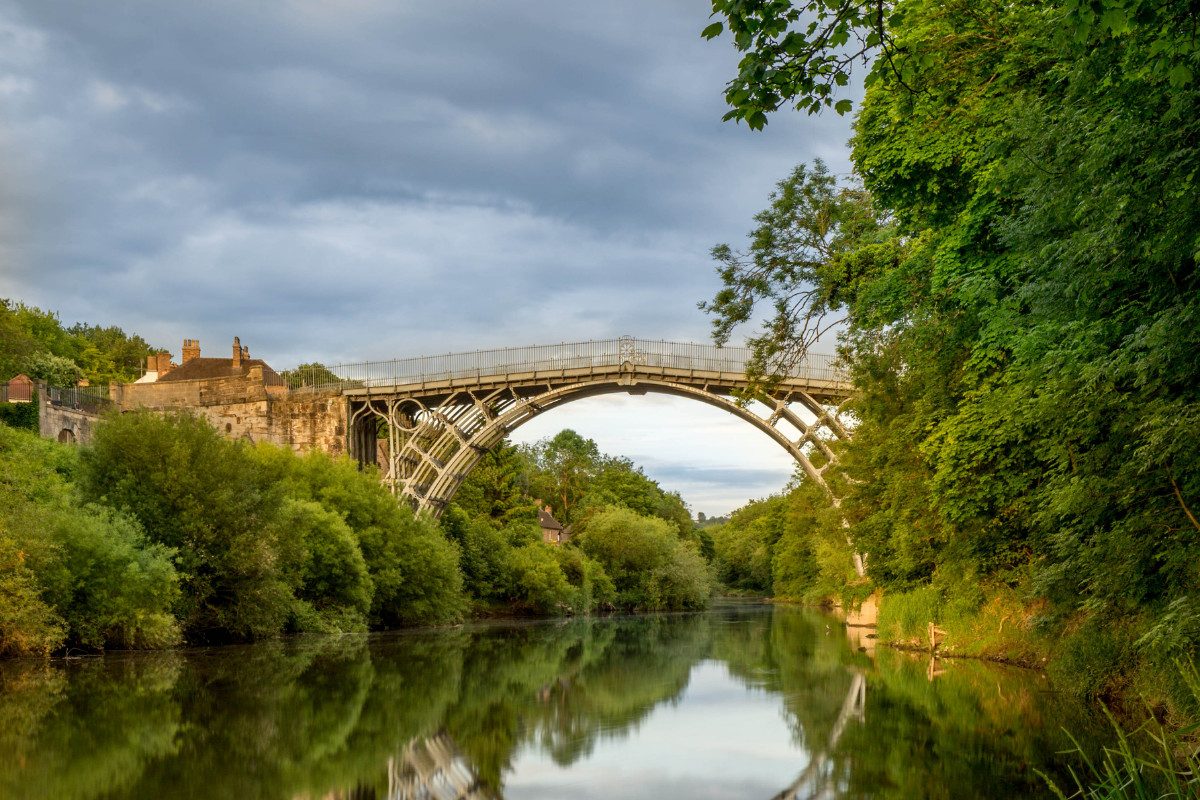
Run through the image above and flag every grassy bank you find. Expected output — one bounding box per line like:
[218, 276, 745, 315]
[872, 584, 1200, 735]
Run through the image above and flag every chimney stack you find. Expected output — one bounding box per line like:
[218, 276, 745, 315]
[182, 339, 200, 364]
[156, 351, 173, 377]
[232, 337, 242, 368]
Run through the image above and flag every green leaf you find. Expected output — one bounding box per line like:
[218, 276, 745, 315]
[1168, 64, 1193, 87]
[702, 22, 724, 40]
[834, 98, 853, 115]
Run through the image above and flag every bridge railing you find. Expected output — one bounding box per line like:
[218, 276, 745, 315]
[279, 338, 845, 394]
[46, 385, 112, 413]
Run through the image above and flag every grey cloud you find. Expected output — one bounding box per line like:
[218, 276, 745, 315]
[0, 0, 863, 509]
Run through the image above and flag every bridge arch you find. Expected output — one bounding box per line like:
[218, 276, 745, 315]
[345, 362, 852, 517]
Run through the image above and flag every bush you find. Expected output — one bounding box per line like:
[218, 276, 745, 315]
[29, 504, 181, 649]
[250, 444, 465, 626]
[0, 423, 179, 651]
[507, 544, 573, 613]
[554, 545, 616, 612]
[0, 399, 38, 432]
[275, 498, 373, 633]
[78, 410, 293, 640]
[577, 506, 714, 611]
[0, 531, 66, 657]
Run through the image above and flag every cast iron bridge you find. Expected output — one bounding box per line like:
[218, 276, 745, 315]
[286, 336, 853, 517]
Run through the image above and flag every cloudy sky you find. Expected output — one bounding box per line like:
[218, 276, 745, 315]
[0, 0, 856, 515]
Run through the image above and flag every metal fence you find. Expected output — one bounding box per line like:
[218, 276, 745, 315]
[0, 384, 33, 404]
[47, 385, 111, 413]
[279, 337, 844, 393]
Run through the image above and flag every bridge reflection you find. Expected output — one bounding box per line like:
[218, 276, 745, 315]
[387, 733, 498, 800]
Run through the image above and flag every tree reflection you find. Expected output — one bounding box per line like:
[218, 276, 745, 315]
[1, 604, 1112, 800]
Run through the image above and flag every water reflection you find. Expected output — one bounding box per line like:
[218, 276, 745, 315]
[1, 602, 1110, 800]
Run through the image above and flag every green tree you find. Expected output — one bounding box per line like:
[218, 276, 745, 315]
[77, 410, 292, 641]
[702, 0, 1200, 710]
[249, 443, 465, 626]
[576, 506, 714, 610]
[0, 424, 179, 653]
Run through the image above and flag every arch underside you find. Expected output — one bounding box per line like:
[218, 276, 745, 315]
[348, 372, 853, 518]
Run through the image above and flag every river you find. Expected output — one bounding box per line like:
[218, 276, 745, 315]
[1, 600, 1114, 799]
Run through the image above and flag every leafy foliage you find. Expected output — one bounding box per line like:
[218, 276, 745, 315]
[447, 429, 708, 614]
[0, 299, 161, 385]
[0, 399, 38, 432]
[702, 0, 1200, 712]
[575, 507, 714, 611]
[0, 424, 178, 654]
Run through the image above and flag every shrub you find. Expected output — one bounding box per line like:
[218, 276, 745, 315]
[250, 444, 465, 626]
[0, 531, 66, 657]
[78, 410, 292, 640]
[29, 504, 181, 649]
[0, 423, 179, 651]
[275, 498, 373, 633]
[577, 506, 714, 611]
[554, 545, 616, 612]
[507, 544, 573, 613]
[440, 506, 515, 605]
[0, 399, 38, 432]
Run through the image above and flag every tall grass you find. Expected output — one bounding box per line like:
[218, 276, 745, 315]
[1042, 660, 1200, 799]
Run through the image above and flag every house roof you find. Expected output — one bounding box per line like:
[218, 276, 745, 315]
[538, 508, 564, 531]
[157, 357, 280, 383]
[8, 374, 31, 385]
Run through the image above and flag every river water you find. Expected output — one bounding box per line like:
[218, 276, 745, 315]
[2, 600, 1113, 799]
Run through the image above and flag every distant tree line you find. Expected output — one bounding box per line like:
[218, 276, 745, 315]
[0, 298, 162, 386]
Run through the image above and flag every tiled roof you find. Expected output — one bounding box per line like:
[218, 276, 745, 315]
[157, 357, 279, 383]
[538, 508, 564, 530]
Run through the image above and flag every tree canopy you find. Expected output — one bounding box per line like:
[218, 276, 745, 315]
[703, 0, 1200, 704]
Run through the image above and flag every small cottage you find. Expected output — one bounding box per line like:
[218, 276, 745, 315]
[538, 505, 570, 546]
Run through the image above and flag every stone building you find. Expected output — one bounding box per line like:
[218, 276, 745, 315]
[538, 505, 571, 545]
[107, 336, 346, 455]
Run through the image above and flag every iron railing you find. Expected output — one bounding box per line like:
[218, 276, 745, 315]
[279, 337, 844, 393]
[47, 385, 111, 413]
[0, 384, 33, 404]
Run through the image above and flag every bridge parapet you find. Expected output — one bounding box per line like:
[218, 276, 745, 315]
[279, 336, 847, 396]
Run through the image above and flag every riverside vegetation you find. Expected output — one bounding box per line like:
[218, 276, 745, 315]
[0, 413, 715, 657]
[697, 0, 1200, 781]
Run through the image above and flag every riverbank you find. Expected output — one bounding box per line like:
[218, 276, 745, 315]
[824, 583, 1200, 734]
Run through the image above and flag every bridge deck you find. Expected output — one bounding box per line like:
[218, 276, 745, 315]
[282, 336, 850, 403]
[341, 362, 850, 404]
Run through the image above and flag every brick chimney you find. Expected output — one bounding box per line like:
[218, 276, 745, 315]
[182, 339, 200, 363]
[232, 337, 242, 368]
[156, 351, 173, 377]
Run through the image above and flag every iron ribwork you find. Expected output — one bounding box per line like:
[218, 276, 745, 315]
[340, 337, 854, 520]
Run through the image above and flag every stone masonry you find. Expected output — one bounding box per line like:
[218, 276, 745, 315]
[40, 338, 351, 458]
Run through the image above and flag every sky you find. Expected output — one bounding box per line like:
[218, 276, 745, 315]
[0, 0, 857, 515]
[506, 661, 809, 799]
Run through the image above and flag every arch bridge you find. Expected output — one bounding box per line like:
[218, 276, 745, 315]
[291, 337, 853, 517]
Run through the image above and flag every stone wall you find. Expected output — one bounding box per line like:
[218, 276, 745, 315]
[109, 372, 348, 456]
[36, 381, 102, 445]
